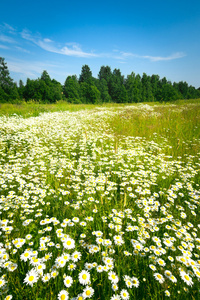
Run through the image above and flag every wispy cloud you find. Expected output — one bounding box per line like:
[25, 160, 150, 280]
[15, 46, 31, 53]
[21, 29, 98, 58]
[0, 44, 9, 49]
[121, 51, 186, 61]
[0, 34, 16, 44]
[3, 23, 16, 33]
[7, 58, 72, 81]
[1, 23, 186, 63]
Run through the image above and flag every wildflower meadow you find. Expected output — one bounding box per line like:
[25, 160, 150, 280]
[0, 101, 199, 300]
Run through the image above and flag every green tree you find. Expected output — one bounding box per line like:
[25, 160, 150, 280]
[80, 82, 101, 104]
[63, 76, 81, 103]
[109, 68, 127, 102]
[41, 70, 51, 85]
[18, 79, 25, 99]
[98, 66, 112, 84]
[98, 78, 111, 103]
[79, 65, 92, 83]
[141, 73, 153, 102]
[150, 74, 160, 101]
[161, 83, 180, 101]
[0, 57, 19, 102]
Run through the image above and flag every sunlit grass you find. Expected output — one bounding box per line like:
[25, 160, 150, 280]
[0, 100, 199, 300]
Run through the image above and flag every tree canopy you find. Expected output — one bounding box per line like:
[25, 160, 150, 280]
[0, 58, 200, 103]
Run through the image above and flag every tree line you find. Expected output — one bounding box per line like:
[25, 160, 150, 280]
[0, 57, 200, 104]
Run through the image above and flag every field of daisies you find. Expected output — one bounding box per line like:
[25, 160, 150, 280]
[0, 102, 199, 300]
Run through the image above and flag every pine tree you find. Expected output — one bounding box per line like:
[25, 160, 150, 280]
[0, 57, 19, 102]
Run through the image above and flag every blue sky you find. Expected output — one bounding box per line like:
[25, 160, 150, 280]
[0, 0, 200, 88]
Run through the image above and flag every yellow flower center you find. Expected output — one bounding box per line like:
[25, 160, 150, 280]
[61, 295, 66, 300]
[86, 290, 91, 296]
[82, 274, 87, 280]
[29, 276, 34, 282]
[184, 275, 190, 281]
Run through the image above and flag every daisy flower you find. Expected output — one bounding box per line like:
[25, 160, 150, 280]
[180, 270, 193, 286]
[132, 277, 139, 288]
[62, 253, 71, 262]
[169, 275, 177, 283]
[112, 283, 119, 291]
[154, 273, 165, 284]
[78, 270, 90, 285]
[24, 269, 39, 287]
[64, 276, 73, 288]
[68, 263, 77, 271]
[20, 250, 32, 262]
[120, 289, 129, 300]
[110, 295, 121, 300]
[42, 273, 51, 282]
[76, 294, 84, 300]
[51, 270, 59, 278]
[164, 270, 172, 278]
[71, 251, 81, 262]
[157, 258, 166, 267]
[165, 290, 170, 297]
[63, 237, 75, 250]
[96, 265, 104, 273]
[125, 279, 133, 288]
[57, 290, 69, 300]
[82, 286, 94, 298]
[149, 264, 156, 271]
[108, 271, 119, 284]
[0, 278, 6, 287]
[4, 296, 13, 300]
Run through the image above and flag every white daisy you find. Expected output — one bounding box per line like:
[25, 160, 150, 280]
[180, 270, 193, 286]
[110, 295, 121, 300]
[108, 271, 119, 284]
[154, 273, 165, 284]
[64, 276, 73, 288]
[78, 270, 90, 285]
[120, 289, 129, 300]
[57, 290, 69, 300]
[24, 269, 39, 287]
[63, 237, 75, 250]
[82, 286, 94, 298]
[131, 276, 139, 287]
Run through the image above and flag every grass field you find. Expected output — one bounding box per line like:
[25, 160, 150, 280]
[0, 100, 199, 300]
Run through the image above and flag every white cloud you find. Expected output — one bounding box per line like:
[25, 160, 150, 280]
[43, 38, 53, 43]
[15, 46, 31, 53]
[0, 44, 9, 49]
[121, 51, 186, 61]
[3, 23, 16, 33]
[1, 24, 186, 63]
[0, 34, 16, 43]
[7, 58, 71, 80]
[21, 29, 98, 58]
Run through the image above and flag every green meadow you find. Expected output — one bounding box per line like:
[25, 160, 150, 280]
[0, 99, 199, 300]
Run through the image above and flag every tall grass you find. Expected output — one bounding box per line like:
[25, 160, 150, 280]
[108, 101, 200, 159]
[0, 100, 199, 300]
